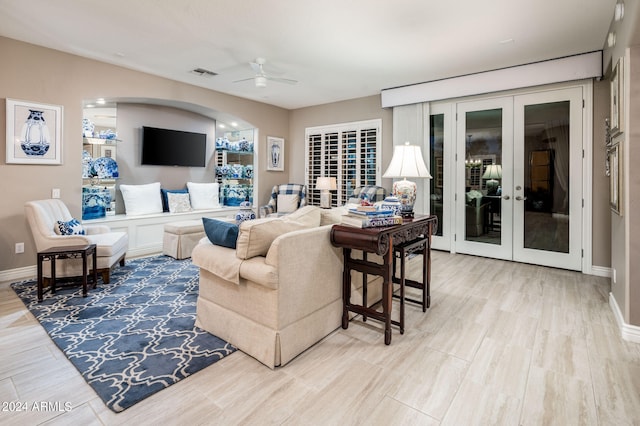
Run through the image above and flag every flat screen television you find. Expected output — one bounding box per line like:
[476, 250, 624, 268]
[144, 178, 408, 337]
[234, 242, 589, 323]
[141, 126, 207, 167]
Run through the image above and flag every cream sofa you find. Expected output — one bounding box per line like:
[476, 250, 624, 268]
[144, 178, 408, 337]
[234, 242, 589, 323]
[192, 206, 381, 368]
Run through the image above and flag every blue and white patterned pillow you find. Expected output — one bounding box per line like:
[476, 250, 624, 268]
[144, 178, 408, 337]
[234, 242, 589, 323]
[54, 218, 86, 235]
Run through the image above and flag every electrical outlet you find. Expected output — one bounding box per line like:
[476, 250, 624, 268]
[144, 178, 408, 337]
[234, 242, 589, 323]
[52, 188, 61, 198]
[15, 242, 24, 254]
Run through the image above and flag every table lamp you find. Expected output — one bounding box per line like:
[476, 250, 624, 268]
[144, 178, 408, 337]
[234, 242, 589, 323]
[316, 176, 337, 208]
[482, 164, 502, 195]
[382, 141, 432, 218]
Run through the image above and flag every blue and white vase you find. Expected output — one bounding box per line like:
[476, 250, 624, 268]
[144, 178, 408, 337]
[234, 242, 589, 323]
[235, 197, 256, 224]
[232, 164, 244, 178]
[82, 150, 93, 178]
[82, 118, 95, 137]
[380, 195, 402, 216]
[20, 109, 50, 156]
[238, 137, 250, 152]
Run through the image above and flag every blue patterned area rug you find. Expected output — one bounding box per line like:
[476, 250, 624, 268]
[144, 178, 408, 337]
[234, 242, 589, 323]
[11, 255, 236, 413]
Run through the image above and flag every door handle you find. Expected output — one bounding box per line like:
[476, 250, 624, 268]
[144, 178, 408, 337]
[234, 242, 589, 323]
[502, 195, 510, 200]
[515, 196, 527, 201]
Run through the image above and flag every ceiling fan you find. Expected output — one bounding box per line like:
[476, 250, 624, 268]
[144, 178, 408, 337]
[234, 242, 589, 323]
[233, 57, 298, 88]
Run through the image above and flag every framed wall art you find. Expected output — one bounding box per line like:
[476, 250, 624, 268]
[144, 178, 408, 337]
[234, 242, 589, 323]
[267, 136, 284, 171]
[610, 57, 623, 136]
[6, 98, 63, 165]
[608, 141, 622, 215]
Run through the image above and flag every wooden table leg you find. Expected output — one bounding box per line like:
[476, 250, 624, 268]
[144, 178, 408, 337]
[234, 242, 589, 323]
[342, 248, 352, 330]
[362, 251, 368, 322]
[81, 250, 88, 297]
[91, 245, 98, 289]
[383, 238, 393, 345]
[50, 255, 57, 295]
[426, 228, 432, 309]
[399, 246, 405, 334]
[37, 253, 44, 302]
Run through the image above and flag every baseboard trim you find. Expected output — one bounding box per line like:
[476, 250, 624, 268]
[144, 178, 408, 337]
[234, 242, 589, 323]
[0, 249, 162, 283]
[0, 265, 36, 283]
[609, 292, 640, 344]
[591, 265, 612, 278]
[126, 246, 162, 259]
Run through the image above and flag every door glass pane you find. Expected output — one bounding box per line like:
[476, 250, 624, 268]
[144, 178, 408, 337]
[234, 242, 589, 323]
[523, 102, 570, 253]
[465, 109, 502, 244]
[429, 114, 444, 236]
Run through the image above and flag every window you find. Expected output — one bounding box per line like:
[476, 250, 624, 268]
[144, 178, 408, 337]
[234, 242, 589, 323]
[305, 119, 381, 207]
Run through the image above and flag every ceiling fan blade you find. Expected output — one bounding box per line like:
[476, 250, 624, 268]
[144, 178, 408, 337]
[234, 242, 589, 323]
[232, 77, 256, 83]
[266, 76, 298, 85]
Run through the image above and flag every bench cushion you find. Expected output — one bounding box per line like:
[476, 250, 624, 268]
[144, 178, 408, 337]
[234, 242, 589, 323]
[164, 219, 203, 234]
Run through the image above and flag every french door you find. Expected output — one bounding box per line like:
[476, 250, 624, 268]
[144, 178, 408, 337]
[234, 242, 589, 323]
[437, 87, 583, 270]
[455, 98, 514, 260]
[512, 88, 583, 270]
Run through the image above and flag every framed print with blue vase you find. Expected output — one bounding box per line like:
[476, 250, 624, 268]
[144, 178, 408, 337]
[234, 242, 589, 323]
[267, 136, 284, 171]
[6, 98, 63, 165]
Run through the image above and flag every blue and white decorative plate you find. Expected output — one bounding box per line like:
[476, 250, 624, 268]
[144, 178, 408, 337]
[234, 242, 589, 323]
[90, 156, 119, 179]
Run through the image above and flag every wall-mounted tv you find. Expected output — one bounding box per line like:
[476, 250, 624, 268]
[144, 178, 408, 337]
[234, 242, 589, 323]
[141, 126, 207, 167]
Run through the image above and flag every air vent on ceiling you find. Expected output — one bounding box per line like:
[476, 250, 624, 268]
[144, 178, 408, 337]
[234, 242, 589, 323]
[190, 68, 218, 77]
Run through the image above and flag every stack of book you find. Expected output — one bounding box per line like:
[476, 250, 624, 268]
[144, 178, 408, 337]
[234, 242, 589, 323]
[341, 206, 403, 228]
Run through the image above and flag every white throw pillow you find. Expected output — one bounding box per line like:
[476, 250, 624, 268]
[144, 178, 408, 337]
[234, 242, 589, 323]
[277, 193, 300, 213]
[119, 182, 163, 215]
[167, 192, 192, 213]
[187, 182, 220, 210]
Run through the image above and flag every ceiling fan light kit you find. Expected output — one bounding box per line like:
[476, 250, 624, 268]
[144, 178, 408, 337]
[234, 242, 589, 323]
[255, 75, 267, 88]
[233, 57, 298, 88]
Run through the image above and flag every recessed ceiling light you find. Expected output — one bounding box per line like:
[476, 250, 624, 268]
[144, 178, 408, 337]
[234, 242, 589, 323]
[231, 122, 238, 127]
[218, 124, 226, 129]
[499, 38, 515, 44]
[614, 1, 625, 21]
[96, 98, 106, 105]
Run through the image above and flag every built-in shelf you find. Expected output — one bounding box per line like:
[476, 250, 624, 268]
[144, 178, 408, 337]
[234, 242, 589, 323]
[215, 129, 256, 207]
[82, 137, 121, 219]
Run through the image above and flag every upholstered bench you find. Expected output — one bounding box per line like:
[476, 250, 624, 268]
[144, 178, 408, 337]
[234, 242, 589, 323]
[164, 217, 236, 259]
[163, 220, 207, 259]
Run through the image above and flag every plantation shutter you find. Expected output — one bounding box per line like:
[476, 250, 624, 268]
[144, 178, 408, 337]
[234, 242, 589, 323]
[305, 119, 381, 207]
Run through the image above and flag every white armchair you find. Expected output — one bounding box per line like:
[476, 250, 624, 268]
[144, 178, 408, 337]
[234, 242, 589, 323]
[25, 199, 128, 283]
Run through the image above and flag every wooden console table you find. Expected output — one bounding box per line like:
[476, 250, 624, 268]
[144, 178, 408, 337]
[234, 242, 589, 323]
[37, 244, 97, 302]
[330, 215, 438, 344]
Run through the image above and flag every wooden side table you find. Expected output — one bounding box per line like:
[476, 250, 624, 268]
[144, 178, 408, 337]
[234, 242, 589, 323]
[37, 244, 97, 302]
[330, 215, 437, 344]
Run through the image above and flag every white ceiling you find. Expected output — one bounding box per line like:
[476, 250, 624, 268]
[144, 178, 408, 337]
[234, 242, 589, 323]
[0, 0, 617, 110]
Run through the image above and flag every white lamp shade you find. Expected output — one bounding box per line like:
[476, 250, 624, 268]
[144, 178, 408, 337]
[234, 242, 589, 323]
[382, 142, 432, 179]
[482, 164, 502, 179]
[316, 176, 337, 190]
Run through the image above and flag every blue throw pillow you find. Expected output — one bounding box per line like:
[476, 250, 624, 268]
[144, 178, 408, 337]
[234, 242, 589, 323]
[161, 188, 189, 212]
[54, 218, 86, 235]
[202, 217, 238, 249]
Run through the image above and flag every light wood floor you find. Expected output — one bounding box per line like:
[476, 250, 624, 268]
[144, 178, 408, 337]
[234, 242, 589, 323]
[1, 252, 639, 425]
